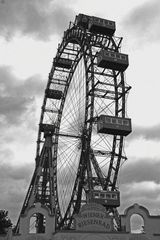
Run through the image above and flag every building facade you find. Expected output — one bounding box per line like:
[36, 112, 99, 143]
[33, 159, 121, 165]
[0, 202, 160, 240]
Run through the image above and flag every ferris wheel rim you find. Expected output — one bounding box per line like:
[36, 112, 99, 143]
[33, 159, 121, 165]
[37, 18, 128, 230]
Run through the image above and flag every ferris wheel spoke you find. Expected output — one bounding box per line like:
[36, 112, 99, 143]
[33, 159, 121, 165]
[57, 141, 81, 214]
[58, 143, 79, 169]
[58, 147, 80, 172]
[59, 104, 85, 135]
[61, 94, 85, 131]
[56, 57, 86, 217]
[60, 100, 85, 135]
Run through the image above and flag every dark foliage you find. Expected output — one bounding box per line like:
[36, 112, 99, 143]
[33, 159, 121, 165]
[0, 210, 12, 234]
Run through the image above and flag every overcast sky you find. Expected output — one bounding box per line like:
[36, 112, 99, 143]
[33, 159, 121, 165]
[0, 0, 160, 228]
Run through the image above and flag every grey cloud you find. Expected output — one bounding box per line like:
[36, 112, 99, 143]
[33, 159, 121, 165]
[0, 95, 34, 124]
[0, 66, 45, 96]
[0, 66, 45, 125]
[20, 76, 45, 96]
[128, 124, 160, 141]
[120, 157, 160, 185]
[122, 183, 159, 201]
[0, 162, 33, 181]
[0, 0, 75, 40]
[0, 163, 33, 224]
[122, 0, 160, 42]
[0, 148, 14, 165]
[0, 180, 26, 225]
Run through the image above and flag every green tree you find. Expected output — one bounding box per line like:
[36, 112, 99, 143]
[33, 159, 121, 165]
[0, 210, 12, 234]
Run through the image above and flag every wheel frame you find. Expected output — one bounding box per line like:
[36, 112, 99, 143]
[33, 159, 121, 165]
[36, 19, 129, 230]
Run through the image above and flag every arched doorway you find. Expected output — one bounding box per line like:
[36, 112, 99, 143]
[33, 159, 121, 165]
[29, 213, 46, 233]
[130, 214, 145, 233]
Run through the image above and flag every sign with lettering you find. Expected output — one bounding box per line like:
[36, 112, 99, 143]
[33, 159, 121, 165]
[74, 203, 113, 232]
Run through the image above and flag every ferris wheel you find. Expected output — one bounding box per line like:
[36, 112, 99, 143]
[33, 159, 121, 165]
[16, 14, 132, 232]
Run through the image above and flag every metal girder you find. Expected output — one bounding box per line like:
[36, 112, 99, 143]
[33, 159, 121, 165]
[15, 134, 56, 233]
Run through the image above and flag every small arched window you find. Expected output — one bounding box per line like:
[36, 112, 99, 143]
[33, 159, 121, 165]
[130, 214, 145, 233]
[29, 213, 46, 234]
